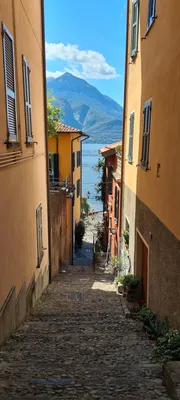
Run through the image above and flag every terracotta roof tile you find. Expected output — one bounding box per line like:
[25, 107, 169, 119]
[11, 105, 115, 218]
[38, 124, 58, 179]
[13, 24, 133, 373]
[99, 141, 122, 155]
[56, 123, 83, 134]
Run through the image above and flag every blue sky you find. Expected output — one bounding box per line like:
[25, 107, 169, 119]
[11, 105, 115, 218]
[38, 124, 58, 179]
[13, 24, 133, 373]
[44, 0, 126, 105]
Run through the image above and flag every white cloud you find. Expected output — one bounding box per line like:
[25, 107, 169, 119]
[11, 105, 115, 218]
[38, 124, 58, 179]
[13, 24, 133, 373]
[45, 42, 118, 80]
[46, 70, 64, 78]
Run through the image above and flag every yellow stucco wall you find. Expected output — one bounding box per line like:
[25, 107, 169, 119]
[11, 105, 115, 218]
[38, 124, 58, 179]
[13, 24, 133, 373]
[0, 0, 49, 307]
[72, 136, 81, 222]
[124, 0, 180, 239]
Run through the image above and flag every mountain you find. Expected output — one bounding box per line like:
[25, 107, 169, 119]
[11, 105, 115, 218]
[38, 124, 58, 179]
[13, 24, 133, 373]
[47, 73, 123, 143]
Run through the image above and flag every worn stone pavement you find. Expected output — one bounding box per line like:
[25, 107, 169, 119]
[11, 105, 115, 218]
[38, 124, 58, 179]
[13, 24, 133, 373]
[0, 265, 170, 399]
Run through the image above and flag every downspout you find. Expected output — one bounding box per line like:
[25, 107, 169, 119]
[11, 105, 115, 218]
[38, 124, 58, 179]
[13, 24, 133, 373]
[71, 134, 82, 265]
[41, 0, 52, 283]
[119, 0, 129, 243]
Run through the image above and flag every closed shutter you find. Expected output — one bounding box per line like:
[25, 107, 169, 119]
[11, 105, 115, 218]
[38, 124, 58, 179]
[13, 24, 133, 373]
[148, 0, 156, 28]
[114, 186, 117, 219]
[53, 153, 59, 181]
[2, 24, 17, 141]
[128, 112, 135, 162]
[131, 0, 139, 57]
[116, 189, 119, 225]
[77, 179, 80, 198]
[36, 204, 43, 267]
[22, 56, 32, 142]
[108, 166, 113, 194]
[72, 152, 75, 172]
[79, 151, 81, 167]
[141, 101, 152, 169]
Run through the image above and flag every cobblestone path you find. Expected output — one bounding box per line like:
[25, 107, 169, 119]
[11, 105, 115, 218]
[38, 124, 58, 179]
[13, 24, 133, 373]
[0, 266, 170, 399]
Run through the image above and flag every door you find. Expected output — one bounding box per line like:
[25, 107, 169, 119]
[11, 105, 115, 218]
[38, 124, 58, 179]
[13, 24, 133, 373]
[136, 231, 149, 304]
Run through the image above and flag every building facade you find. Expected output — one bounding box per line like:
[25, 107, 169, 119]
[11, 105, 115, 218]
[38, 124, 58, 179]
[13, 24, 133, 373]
[122, 0, 180, 327]
[48, 124, 88, 264]
[0, 0, 49, 345]
[100, 142, 121, 262]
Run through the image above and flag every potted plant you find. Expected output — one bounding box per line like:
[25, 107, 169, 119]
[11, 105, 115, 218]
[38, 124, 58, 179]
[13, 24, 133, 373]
[126, 275, 141, 302]
[122, 230, 129, 249]
[111, 256, 122, 276]
[119, 274, 133, 296]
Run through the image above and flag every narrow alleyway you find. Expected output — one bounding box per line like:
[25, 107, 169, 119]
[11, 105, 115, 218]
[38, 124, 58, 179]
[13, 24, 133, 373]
[0, 265, 170, 399]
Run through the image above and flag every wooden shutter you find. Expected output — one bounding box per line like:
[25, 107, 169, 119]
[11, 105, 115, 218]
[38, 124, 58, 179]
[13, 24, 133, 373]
[141, 101, 152, 169]
[53, 153, 59, 181]
[77, 179, 80, 198]
[116, 189, 119, 225]
[2, 24, 17, 141]
[128, 112, 135, 162]
[36, 204, 43, 267]
[79, 151, 81, 167]
[108, 166, 113, 194]
[131, 0, 139, 58]
[114, 186, 117, 219]
[148, 0, 156, 28]
[22, 56, 32, 142]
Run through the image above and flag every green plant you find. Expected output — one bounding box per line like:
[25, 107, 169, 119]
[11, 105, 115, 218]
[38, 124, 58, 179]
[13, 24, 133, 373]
[112, 256, 122, 272]
[114, 276, 122, 285]
[120, 274, 133, 287]
[152, 330, 180, 361]
[116, 145, 122, 153]
[127, 276, 140, 288]
[47, 89, 64, 138]
[144, 318, 169, 339]
[122, 230, 129, 247]
[138, 305, 156, 325]
[81, 197, 90, 215]
[75, 220, 85, 250]
[94, 157, 106, 207]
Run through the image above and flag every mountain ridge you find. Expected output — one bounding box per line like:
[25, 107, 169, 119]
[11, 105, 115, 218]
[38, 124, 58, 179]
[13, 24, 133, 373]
[47, 73, 122, 143]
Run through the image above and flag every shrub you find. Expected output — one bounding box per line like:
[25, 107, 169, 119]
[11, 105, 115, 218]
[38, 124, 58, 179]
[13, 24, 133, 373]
[120, 274, 133, 287]
[75, 220, 85, 249]
[138, 305, 156, 325]
[144, 318, 169, 339]
[114, 276, 122, 284]
[112, 256, 123, 273]
[152, 330, 180, 361]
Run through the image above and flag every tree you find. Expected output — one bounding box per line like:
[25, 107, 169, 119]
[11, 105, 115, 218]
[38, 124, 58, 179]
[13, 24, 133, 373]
[47, 89, 64, 137]
[94, 157, 106, 207]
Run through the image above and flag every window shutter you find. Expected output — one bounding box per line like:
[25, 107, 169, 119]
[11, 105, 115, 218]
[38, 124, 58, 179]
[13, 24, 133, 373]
[148, 0, 156, 28]
[22, 56, 32, 142]
[128, 112, 135, 162]
[116, 189, 119, 225]
[53, 153, 59, 181]
[141, 101, 152, 169]
[2, 24, 17, 141]
[114, 186, 117, 219]
[79, 151, 81, 167]
[77, 151, 78, 167]
[131, 0, 139, 58]
[36, 204, 43, 267]
[108, 166, 113, 194]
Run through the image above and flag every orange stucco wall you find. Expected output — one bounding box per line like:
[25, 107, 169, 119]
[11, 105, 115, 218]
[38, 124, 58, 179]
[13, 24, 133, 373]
[124, 0, 180, 240]
[0, 0, 49, 308]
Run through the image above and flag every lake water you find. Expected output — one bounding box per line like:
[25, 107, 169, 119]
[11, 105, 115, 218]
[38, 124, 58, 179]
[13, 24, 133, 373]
[82, 143, 106, 212]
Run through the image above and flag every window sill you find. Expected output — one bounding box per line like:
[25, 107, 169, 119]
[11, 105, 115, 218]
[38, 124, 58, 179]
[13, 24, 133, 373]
[131, 51, 138, 63]
[139, 164, 151, 172]
[4, 140, 20, 149]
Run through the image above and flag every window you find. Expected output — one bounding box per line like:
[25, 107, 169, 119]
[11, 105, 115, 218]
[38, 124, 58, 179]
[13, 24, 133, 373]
[108, 165, 113, 194]
[141, 101, 152, 169]
[77, 179, 80, 198]
[131, 0, 139, 58]
[49, 153, 59, 181]
[36, 204, 43, 267]
[77, 150, 81, 167]
[128, 112, 135, 162]
[114, 186, 119, 224]
[2, 24, 17, 142]
[147, 0, 156, 30]
[72, 152, 75, 172]
[22, 56, 32, 143]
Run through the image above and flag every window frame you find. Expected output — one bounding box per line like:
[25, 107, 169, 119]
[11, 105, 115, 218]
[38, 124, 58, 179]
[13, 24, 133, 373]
[36, 204, 44, 268]
[141, 100, 152, 170]
[128, 112, 135, 163]
[147, 0, 156, 31]
[72, 152, 75, 172]
[2, 23, 18, 143]
[131, 0, 139, 58]
[22, 55, 33, 144]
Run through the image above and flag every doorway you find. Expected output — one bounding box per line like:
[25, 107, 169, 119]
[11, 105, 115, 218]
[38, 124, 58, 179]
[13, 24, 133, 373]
[136, 230, 149, 304]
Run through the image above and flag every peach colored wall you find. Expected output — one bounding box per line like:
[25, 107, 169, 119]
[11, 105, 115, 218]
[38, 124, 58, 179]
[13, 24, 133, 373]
[0, 0, 49, 306]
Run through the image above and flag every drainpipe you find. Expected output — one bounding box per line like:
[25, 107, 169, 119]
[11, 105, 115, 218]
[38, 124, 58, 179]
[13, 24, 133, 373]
[71, 134, 82, 265]
[119, 0, 129, 250]
[41, 0, 52, 283]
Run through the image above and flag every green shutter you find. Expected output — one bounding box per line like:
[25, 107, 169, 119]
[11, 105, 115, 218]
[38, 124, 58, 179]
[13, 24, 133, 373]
[147, 0, 156, 28]
[128, 112, 135, 162]
[141, 101, 152, 169]
[131, 0, 139, 58]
